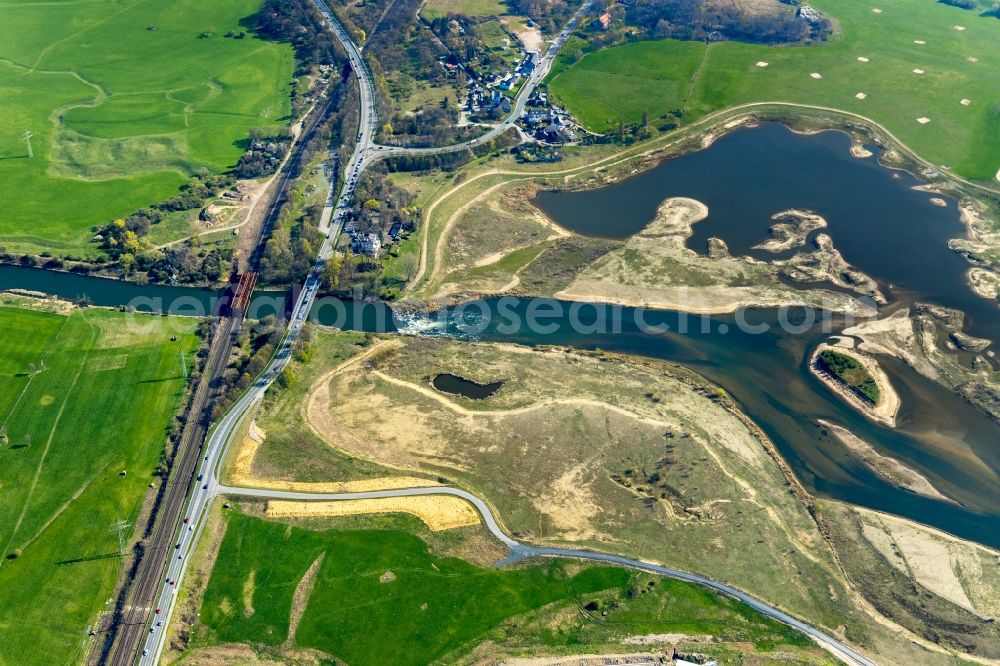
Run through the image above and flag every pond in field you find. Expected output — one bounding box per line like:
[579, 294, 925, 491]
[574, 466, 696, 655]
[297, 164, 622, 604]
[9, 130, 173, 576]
[3, 123, 999, 549]
[432, 373, 504, 399]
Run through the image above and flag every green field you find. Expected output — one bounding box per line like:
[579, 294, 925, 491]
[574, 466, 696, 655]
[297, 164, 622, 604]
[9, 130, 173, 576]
[422, 0, 507, 20]
[190, 511, 814, 664]
[549, 0, 1000, 180]
[0, 300, 200, 664]
[0, 0, 294, 255]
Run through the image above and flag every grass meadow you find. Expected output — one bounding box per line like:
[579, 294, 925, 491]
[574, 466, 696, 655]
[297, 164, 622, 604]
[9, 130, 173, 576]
[0, 0, 293, 255]
[549, 0, 1000, 180]
[0, 302, 199, 664]
[192, 511, 812, 664]
[422, 0, 508, 20]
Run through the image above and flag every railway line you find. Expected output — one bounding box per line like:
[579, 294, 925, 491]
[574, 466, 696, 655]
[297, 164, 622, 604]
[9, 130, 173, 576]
[97, 54, 349, 666]
[120, 3, 878, 665]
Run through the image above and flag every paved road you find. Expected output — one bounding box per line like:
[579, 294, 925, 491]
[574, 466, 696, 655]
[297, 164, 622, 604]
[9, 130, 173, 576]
[136, 1, 377, 662]
[137, 4, 877, 665]
[218, 484, 876, 666]
[363, 1, 591, 162]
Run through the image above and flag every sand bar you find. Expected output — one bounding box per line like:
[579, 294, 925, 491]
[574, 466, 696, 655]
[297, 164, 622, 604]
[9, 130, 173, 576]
[810, 343, 900, 427]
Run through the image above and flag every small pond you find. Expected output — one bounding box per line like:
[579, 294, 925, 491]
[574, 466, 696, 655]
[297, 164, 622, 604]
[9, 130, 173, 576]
[432, 373, 504, 399]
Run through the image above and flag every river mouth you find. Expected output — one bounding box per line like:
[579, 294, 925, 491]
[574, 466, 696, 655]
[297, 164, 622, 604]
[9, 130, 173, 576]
[432, 373, 504, 399]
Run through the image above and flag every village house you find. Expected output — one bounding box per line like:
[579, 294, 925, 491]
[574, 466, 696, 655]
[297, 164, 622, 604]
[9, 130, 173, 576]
[350, 232, 382, 257]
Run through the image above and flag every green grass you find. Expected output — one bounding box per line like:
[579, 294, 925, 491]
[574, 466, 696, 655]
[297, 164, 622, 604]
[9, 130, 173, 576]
[819, 349, 880, 404]
[0, 0, 294, 255]
[474, 18, 514, 50]
[194, 512, 813, 664]
[549, 0, 1000, 180]
[549, 40, 706, 130]
[0, 301, 200, 665]
[422, 0, 507, 20]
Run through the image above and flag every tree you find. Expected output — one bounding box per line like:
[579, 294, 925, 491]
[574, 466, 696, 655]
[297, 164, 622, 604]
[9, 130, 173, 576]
[641, 110, 648, 128]
[397, 253, 419, 281]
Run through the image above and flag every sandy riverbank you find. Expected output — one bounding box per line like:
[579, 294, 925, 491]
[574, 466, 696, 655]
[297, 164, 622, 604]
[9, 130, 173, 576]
[967, 267, 1000, 300]
[555, 197, 875, 316]
[819, 420, 952, 502]
[753, 208, 828, 252]
[810, 343, 900, 427]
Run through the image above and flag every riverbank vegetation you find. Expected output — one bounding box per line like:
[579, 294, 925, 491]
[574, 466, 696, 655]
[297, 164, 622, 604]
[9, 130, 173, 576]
[549, 0, 1000, 180]
[821, 500, 1000, 658]
[818, 349, 881, 404]
[168, 506, 826, 664]
[231, 330, 997, 664]
[0, 297, 201, 665]
[0, 0, 296, 256]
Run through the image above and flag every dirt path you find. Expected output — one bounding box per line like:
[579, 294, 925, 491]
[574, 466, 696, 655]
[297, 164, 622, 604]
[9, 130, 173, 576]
[406, 100, 1000, 298]
[427, 179, 514, 288]
[310, 364, 832, 568]
[0, 313, 96, 566]
[284, 552, 325, 646]
[154, 100, 315, 251]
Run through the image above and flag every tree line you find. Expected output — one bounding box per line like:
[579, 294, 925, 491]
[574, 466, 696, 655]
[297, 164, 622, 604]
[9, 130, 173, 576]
[624, 0, 830, 44]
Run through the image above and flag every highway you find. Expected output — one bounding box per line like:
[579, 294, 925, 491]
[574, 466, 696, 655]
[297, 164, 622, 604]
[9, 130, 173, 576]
[134, 0, 377, 662]
[135, 3, 877, 664]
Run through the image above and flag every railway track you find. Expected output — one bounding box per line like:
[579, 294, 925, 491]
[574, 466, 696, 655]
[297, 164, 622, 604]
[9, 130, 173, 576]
[99, 313, 237, 666]
[98, 71, 343, 666]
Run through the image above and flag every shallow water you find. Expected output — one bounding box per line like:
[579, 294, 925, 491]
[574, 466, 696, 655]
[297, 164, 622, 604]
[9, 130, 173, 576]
[2, 123, 998, 547]
[374, 299, 1000, 548]
[534, 122, 998, 343]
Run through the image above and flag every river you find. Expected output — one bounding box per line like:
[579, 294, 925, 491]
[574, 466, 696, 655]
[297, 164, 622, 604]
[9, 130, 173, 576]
[535, 122, 999, 344]
[1, 123, 997, 548]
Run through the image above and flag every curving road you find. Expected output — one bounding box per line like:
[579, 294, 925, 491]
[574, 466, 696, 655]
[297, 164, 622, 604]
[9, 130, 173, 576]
[136, 0, 377, 662]
[217, 483, 877, 666]
[137, 3, 877, 665]
[363, 2, 592, 163]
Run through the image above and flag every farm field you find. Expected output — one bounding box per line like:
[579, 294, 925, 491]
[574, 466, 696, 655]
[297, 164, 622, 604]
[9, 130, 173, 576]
[179, 510, 821, 665]
[0, 299, 200, 665]
[549, 0, 1000, 180]
[0, 0, 294, 256]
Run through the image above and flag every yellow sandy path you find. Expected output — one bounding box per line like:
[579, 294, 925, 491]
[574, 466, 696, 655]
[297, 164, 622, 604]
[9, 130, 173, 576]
[315, 364, 831, 568]
[265, 496, 480, 531]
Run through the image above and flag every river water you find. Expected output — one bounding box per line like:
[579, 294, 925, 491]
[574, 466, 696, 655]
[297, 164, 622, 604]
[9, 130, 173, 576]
[1, 123, 997, 547]
[535, 122, 999, 343]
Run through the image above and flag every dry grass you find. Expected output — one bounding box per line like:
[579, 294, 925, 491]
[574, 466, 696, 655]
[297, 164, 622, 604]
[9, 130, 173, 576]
[264, 496, 481, 531]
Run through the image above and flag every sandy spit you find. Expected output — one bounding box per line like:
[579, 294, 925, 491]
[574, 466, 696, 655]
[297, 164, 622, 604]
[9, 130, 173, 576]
[819, 420, 953, 502]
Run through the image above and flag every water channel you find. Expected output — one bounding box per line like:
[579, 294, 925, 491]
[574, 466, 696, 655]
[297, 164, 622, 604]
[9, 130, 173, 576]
[2, 123, 997, 548]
